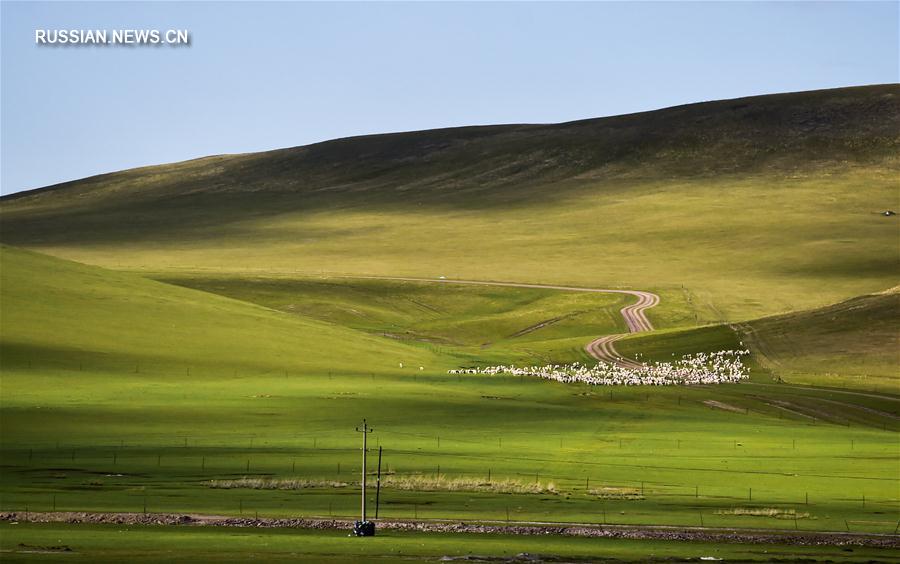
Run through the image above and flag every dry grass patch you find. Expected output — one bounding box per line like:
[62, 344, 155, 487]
[380, 474, 557, 494]
[589, 487, 644, 500]
[715, 507, 813, 519]
[208, 477, 349, 490]
[208, 475, 557, 494]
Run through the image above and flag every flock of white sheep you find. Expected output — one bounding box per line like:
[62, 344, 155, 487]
[448, 350, 751, 386]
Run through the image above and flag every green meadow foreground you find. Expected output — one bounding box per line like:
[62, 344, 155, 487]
[1, 522, 897, 563]
[1, 86, 899, 559]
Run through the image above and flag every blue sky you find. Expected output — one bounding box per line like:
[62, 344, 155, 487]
[1, 1, 897, 196]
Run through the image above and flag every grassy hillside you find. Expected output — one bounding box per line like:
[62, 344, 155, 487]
[155, 274, 898, 391]
[1, 85, 898, 322]
[151, 274, 647, 365]
[738, 287, 899, 391]
[0, 245, 445, 380]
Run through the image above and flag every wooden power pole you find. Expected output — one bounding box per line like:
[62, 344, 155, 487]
[353, 419, 375, 536]
[375, 446, 383, 518]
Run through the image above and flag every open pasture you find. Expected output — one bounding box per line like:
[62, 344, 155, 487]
[2, 370, 897, 533]
[1, 245, 898, 538]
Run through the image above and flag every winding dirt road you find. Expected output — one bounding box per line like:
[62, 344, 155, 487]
[342, 276, 659, 366]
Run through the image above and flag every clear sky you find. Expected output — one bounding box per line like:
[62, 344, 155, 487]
[1, 1, 897, 196]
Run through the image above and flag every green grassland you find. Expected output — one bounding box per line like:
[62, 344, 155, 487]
[1, 246, 897, 540]
[2, 522, 898, 563]
[1, 86, 899, 558]
[151, 274, 637, 364]
[156, 273, 899, 390]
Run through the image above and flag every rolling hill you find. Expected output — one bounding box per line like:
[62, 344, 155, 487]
[3, 84, 898, 209]
[1, 85, 897, 324]
[0, 245, 443, 381]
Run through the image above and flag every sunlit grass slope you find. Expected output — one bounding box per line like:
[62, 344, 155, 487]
[1, 85, 898, 322]
[0, 245, 444, 378]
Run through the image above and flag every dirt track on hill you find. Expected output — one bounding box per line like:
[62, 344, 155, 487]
[3, 512, 897, 549]
[343, 276, 660, 367]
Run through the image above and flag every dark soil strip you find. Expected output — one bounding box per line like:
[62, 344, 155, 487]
[2, 512, 897, 549]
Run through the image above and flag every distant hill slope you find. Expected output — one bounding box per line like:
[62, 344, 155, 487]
[0, 246, 442, 377]
[3, 84, 898, 211]
[1, 85, 897, 322]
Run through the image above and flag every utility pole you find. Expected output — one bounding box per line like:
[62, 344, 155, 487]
[375, 446, 383, 519]
[353, 419, 375, 536]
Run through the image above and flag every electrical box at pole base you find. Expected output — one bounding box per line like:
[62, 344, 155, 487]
[353, 520, 376, 537]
